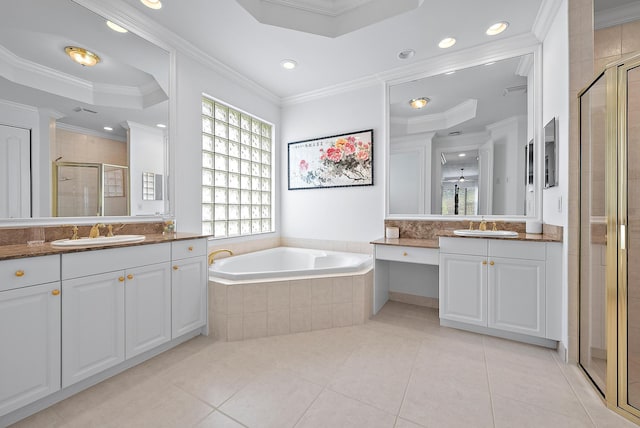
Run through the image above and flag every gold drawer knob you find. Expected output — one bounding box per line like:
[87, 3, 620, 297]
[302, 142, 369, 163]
[482, 260, 487, 265]
[402, 252, 408, 256]
[188, 246, 194, 251]
[127, 274, 134, 280]
[173, 265, 179, 270]
[52, 289, 60, 296]
[15, 270, 24, 277]
[119, 276, 125, 282]
[489, 261, 495, 266]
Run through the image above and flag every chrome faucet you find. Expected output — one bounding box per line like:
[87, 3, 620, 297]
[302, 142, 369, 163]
[208, 249, 233, 265]
[89, 223, 105, 238]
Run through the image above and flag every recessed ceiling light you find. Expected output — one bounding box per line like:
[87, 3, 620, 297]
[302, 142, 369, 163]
[106, 20, 128, 33]
[484, 61, 496, 66]
[104, 126, 113, 131]
[409, 97, 430, 109]
[397, 49, 415, 60]
[156, 123, 167, 128]
[141, 0, 162, 9]
[445, 70, 456, 75]
[486, 21, 509, 36]
[438, 37, 456, 49]
[65, 46, 100, 67]
[281, 59, 297, 70]
[458, 153, 466, 157]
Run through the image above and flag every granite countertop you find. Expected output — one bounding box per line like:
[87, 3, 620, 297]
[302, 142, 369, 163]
[371, 230, 563, 248]
[437, 230, 563, 243]
[0, 232, 209, 261]
[370, 238, 440, 249]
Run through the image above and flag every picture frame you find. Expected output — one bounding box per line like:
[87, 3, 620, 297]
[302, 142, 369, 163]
[288, 129, 374, 190]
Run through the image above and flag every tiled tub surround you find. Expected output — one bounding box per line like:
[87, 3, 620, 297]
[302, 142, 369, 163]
[209, 270, 374, 341]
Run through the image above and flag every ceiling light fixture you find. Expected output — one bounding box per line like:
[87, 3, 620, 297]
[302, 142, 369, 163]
[106, 20, 128, 33]
[486, 21, 509, 36]
[459, 168, 465, 183]
[281, 59, 297, 70]
[438, 37, 456, 49]
[140, 0, 162, 9]
[65, 46, 101, 67]
[156, 123, 167, 128]
[458, 153, 466, 157]
[104, 126, 113, 131]
[409, 97, 430, 109]
[397, 49, 415, 60]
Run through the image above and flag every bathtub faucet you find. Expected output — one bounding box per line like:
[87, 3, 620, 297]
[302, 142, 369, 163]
[208, 249, 234, 265]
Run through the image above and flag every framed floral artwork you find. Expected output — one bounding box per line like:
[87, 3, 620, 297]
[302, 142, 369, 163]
[288, 129, 374, 190]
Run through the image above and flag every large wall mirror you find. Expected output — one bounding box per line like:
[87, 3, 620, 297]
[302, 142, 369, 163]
[0, 0, 170, 220]
[388, 52, 538, 218]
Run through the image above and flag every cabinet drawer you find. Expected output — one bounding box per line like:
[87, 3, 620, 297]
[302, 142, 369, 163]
[0, 255, 60, 291]
[439, 237, 487, 256]
[172, 239, 206, 260]
[62, 243, 171, 279]
[376, 245, 439, 265]
[489, 240, 545, 261]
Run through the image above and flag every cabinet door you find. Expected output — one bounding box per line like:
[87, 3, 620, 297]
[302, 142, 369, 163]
[0, 282, 60, 416]
[172, 257, 207, 338]
[125, 263, 172, 359]
[439, 254, 487, 326]
[62, 272, 125, 388]
[488, 257, 546, 337]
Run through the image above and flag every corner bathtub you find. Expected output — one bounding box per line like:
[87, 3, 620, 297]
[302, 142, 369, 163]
[208, 247, 372, 282]
[208, 247, 374, 341]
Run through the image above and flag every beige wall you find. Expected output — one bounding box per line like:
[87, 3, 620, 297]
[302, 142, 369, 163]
[594, 20, 640, 72]
[53, 129, 127, 166]
[568, 0, 595, 363]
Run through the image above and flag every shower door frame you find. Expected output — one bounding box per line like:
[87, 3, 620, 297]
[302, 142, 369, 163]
[579, 52, 640, 425]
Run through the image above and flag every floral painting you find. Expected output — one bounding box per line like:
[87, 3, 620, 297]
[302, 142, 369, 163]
[288, 129, 374, 190]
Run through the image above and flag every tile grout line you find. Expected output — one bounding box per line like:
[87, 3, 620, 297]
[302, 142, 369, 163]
[550, 351, 598, 427]
[393, 336, 429, 428]
[481, 336, 498, 428]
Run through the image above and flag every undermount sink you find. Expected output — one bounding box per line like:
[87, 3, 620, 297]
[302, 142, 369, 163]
[453, 230, 519, 238]
[51, 235, 146, 247]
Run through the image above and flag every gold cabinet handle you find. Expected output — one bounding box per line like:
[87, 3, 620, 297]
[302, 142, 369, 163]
[402, 252, 408, 256]
[173, 265, 179, 270]
[489, 261, 495, 266]
[15, 270, 24, 277]
[127, 274, 134, 280]
[52, 289, 60, 296]
[188, 246, 194, 251]
[119, 276, 125, 282]
[482, 260, 487, 265]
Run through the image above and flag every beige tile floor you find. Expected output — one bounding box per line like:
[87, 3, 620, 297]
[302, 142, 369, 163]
[11, 301, 638, 428]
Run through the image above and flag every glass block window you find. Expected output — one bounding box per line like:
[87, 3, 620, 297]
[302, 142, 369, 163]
[202, 96, 274, 237]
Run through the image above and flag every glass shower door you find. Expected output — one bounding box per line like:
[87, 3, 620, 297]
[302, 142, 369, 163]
[579, 73, 608, 394]
[624, 64, 640, 412]
[54, 162, 100, 217]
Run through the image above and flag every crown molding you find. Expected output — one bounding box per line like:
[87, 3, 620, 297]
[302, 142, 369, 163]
[73, 0, 280, 105]
[283, 32, 540, 106]
[595, 1, 640, 29]
[0, 98, 39, 114]
[532, 0, 563, 42]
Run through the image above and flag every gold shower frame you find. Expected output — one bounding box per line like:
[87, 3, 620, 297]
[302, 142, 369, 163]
[579, 52, 640, 425]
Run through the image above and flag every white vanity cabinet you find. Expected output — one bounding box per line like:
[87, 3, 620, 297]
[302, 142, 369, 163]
[171, 239, 207, 338]
[439, 237, 561, 343]
[0, 255, 61, 416]
[61, 243, 171, 387]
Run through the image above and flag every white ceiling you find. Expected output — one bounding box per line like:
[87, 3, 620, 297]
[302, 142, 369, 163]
[125, 0, 545, 98]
